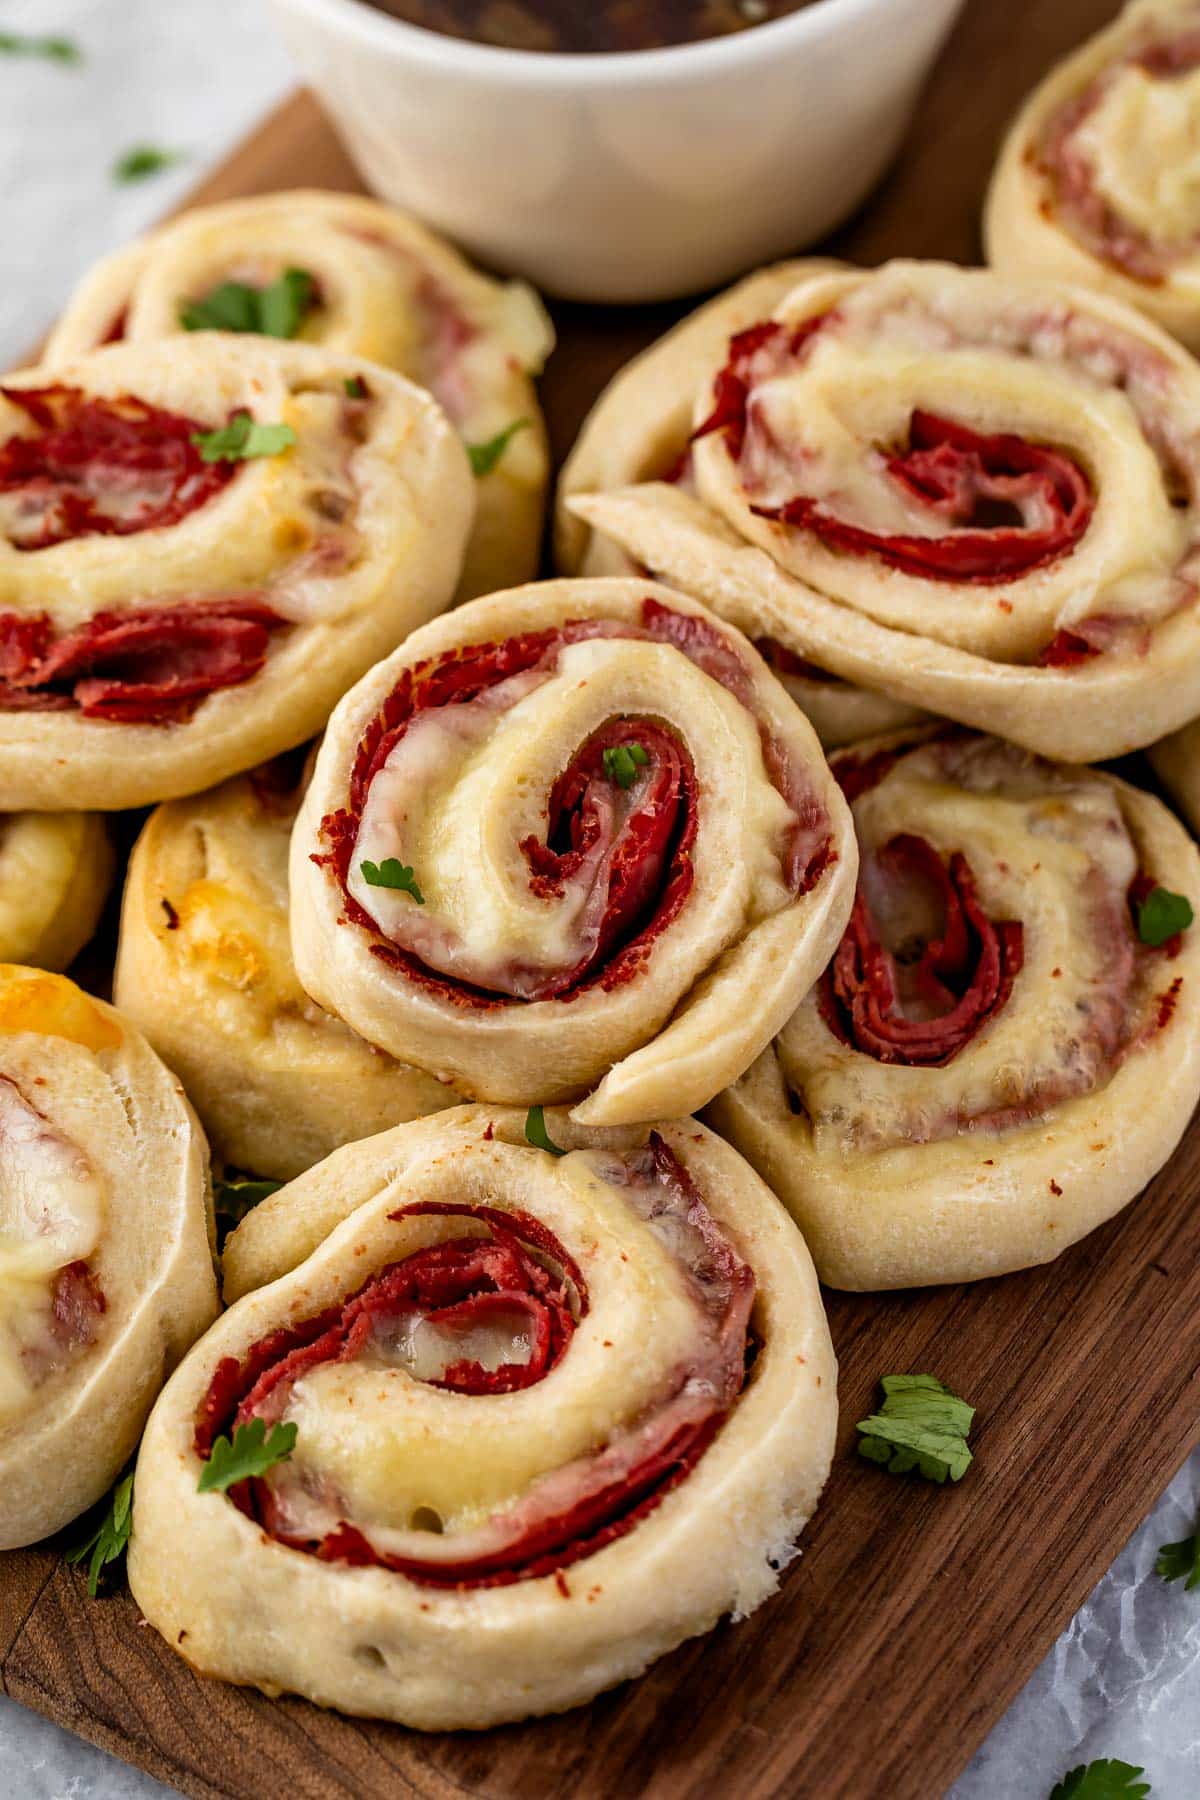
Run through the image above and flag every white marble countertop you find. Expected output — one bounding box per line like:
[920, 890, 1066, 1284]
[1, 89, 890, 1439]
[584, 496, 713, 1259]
[1, 2, 1198, 1794]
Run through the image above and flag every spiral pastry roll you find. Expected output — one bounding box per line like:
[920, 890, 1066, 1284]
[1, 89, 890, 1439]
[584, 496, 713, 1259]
[709, 727, 1200, 1290]
[556, 261, 928, 752]
[44, 190, 553, 599]
[129, 1107, 835, 1728]
[987, 2, 1200, 352]
[0, 812, 113, 971]
[0, 965, 216, 1548]
[290, 578, 856, 1125]
[115, 755, 454, 1183]
[0, 337, 472, 811]
[572, 260, 1200, 763]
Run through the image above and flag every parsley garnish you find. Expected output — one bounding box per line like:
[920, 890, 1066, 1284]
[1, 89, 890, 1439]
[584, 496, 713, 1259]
[603, 742, 649, 789]
[259, 268, 315, 339]
[197, 1418, 298, 1494]
[0, 31, 80, 63]
[214, 1173, 284, 1228]
[856, 1373, 975, 1483]
[1155, 1522, 1200, 1590]
[344, 376, 368, 399]
[525, 1105, 566, 1157]
[361, 858, 424, 904]
[1049, 1761, 1151, 1799]
[113, 145, 186, 185]
[466, 417, 530, 477]
[1135, 886, 1193, 948]
[191, 412, 296, 463]
[66, 1473, 133, 1597]
[180, 267, 316, 339]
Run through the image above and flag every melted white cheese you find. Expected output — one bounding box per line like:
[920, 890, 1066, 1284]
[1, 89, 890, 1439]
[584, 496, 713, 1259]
[1077, 64, 1200, 246]
[0, 1077, 104, 1423]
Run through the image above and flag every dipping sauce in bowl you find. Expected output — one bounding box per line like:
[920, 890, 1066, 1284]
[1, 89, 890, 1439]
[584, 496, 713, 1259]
[360, 0, 817, 54]
[269, 0, 966, 300]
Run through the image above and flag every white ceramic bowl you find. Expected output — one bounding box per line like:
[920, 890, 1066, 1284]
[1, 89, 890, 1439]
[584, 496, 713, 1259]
[267, 0, 965, 303]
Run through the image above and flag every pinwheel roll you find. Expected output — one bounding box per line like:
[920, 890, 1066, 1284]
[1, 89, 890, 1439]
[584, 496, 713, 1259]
[709, 727, 1200, 1290]
[44, 191, 553, 599]
[1151, 721, 1200, 834]
[987, 1, 1200, 351]
[0, 337, 472, 811]
[130, 1107, 835, 1728]
[0, 965, 215, 1548]
[571, 260, 1200, 763]
[115, 755, 455, 1182]
[557, 262, 928, 751]
[0, 812, 112, 970]
[290, 578, 856, 1125]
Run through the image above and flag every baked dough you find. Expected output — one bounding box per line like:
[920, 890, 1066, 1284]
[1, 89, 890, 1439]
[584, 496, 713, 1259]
[708, 727, 1200, 1290]
[0, 964, 216, 1548]
[130, 1107, 836, 1729]
[115, 756, 455, 1181]
[556, 261, 928, 750]
[289, 577, 857, 1125]
[986, 1, 1200, 351]
[44, 190, 553, 599]
[0, 336, 473, 810]
[0, 811, 113, 970]
[1150, 718, 1200, 834]
[570, 260, 1200, 763]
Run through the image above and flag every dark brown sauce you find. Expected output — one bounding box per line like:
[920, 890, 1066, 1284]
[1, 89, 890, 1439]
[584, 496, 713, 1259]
[360, 0, 819, 54]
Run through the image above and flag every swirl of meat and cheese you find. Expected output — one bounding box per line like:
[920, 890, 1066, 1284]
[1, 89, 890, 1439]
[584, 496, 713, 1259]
[570, 260, 1200, 762]
[128, 1107, 835, 1728]
[708, 728, 1200, 1290]
[555, 260, 925, 750]
[0, 811, 113, 970]
[44, 190, 553, 600]
[0, 965, 215, 1548]
[0, 337, 472, 811]
[289, 578, 856, 1125]
[987, 1, 1200, 352]
[115, 754, 455, 1181]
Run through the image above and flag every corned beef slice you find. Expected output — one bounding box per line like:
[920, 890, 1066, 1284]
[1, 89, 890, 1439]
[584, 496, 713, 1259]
[0, 601, 284, 723]
[819, 831, 1024, 1066]
[0, 384, 233, 549]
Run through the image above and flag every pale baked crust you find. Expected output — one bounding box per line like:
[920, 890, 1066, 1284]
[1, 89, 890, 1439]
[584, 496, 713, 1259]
[44, 190, 553, 599]
[0, 966, 216, 1548]
[571, 260, 1200, 762]
[708, 730, 1200, 1290]
[130, 1107, 836, 1729]
[0, 336, 473, 810]
[1150, 719, 1200, 834]
[556, 260, 927, 750]
[288, 577, 857, 1125]
[115, 765, 455, 1181]
[0, 812, 113, 970]
[986, 1, 1200, 349]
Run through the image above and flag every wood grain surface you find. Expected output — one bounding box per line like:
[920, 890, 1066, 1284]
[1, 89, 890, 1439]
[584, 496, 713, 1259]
[6, 4, 1188, 1797]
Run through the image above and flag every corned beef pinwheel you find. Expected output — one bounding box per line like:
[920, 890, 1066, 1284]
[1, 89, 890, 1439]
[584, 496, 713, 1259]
[129, 1107, 835, 1728]
[288, 578, 856, 1125]
[556, 260, 927, 750]
[0, 965, 215, 1548]
[1151, 719, 1200, 835]
[708, 727, 1200, 1290]
[44, 190, 553, 599]
[115, 754, 454, 1183]
[0, 811, 113, 971]
[987, 1, 1200, 352]
[0, 337, 472, 810]
[571, 260, 1200, 762]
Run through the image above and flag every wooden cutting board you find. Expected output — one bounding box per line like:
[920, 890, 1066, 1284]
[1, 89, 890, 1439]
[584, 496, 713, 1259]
[5, 4, 1192, 1796]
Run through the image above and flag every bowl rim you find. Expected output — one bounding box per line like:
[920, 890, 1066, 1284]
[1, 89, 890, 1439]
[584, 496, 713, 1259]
[269, 0, 942, 86]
